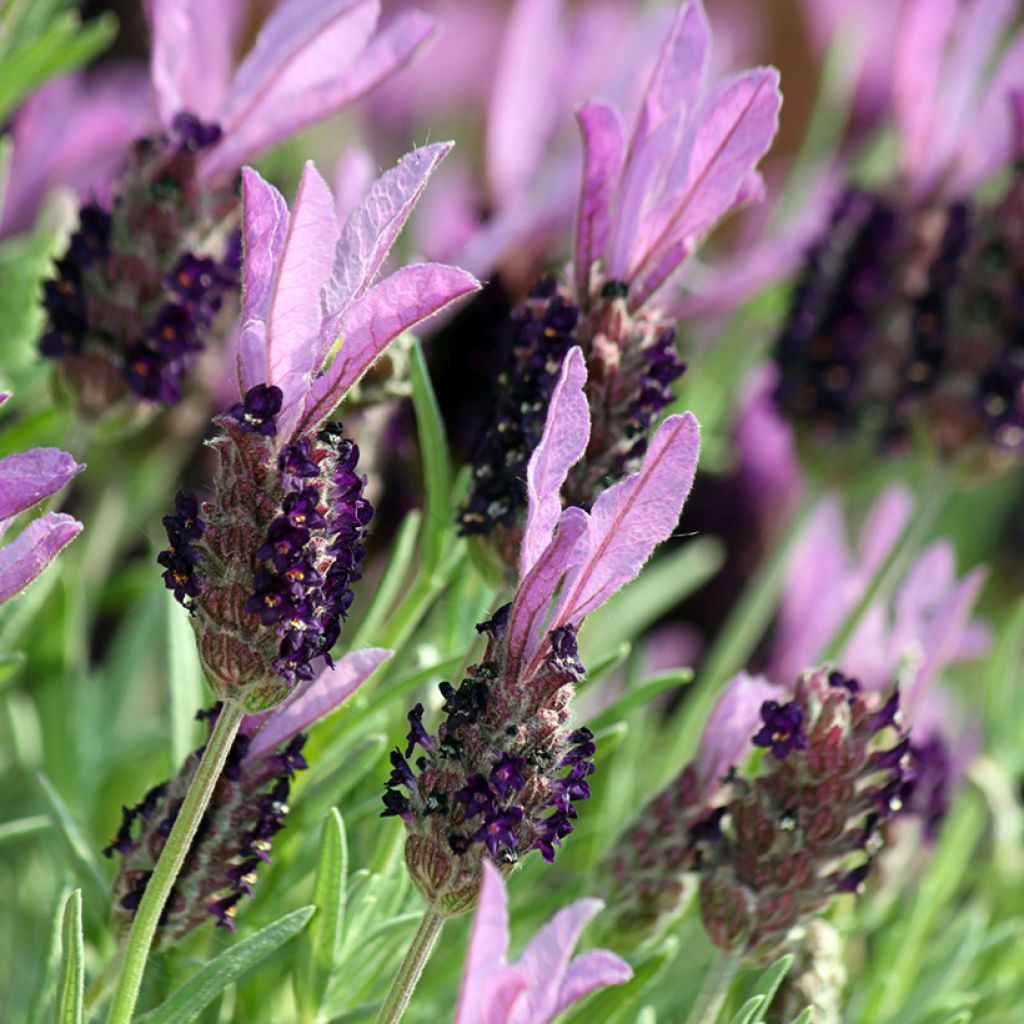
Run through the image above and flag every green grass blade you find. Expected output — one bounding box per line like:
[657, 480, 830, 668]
[585, 668, 692, 733]
[165, 590, 204, 765]
[139, 906, 315, 1024]
[749, 953, 794, 1022]
[297, 810, 348, 1022]
[56, 888, 84, 1024]
[728, 996, 766, 1024]
[27, 883, 73, 1024]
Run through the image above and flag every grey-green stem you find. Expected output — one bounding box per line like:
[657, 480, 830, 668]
[105, 698, 246, 1024]
[375, 909, 444, 1024]
[685, 949, 744, 1024]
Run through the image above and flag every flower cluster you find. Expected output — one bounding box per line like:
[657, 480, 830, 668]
[459, 1, 777, 558]
[388, 345, 700, 915]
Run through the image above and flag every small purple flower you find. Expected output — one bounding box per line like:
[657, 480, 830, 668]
[489, 755, 526, 800]
[229, 383, 284, 436]
[405, 704, 436, 758]
[752, 700, 808, 760]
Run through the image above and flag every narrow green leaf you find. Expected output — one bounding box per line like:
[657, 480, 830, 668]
[750, 953, 794, 1021]
[139, 906, 315, 1024]
[728, 996, 766, 1024]
[580, 642, 632, 689]
[27, 883, 73, 1024]
[586, 668, 692, 733]
[325, 1005, 378, 1024]
[36, 773, 108, 909]
[56, 888, 84, 1024]
[165, 589, 204, 764]
[348, 510, 421, 649]
[0, 649, 26, 689]
[0, 813, 50, 843]
[298, 810, 348, 1022]
[409, 340, 452, 575]
[786, 1010, 814, 1024]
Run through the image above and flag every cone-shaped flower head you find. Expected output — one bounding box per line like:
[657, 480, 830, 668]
[39, 0, 437, 419]
[773, 2, 1024, 470]
[157, 151, 478, 710]
[386, 347, 700, 915]
[0, 392, 84, 604]
[105, 648, 390, 944]
[459, 0, 779, 554]
[455, 861, 632, 1023]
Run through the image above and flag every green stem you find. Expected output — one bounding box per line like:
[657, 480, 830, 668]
[105, 699, 246, 1024]
[375, 910, 444, 1024]
[685, 949, 743, 1024]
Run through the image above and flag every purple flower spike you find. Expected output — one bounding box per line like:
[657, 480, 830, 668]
[0, 394, 84, 605]
[455, 862, 631, 1024]
[752, 700, 808, 760]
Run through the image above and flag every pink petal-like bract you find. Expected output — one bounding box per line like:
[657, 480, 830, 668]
[298, 262, 479, 436]
[574, 103, 625, 303]
[550, 412, 701, 634]
[0, 513, 82, 604]
[0, 449, 84, 520]
[521, 347, 590, 578]
[456, 861, 511, 1024]
[245, 647, 391, 759]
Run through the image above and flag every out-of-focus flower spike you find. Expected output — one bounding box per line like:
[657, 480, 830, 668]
[455, 861, 631, 1024]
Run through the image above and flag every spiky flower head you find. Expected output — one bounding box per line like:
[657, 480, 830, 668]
[104, 649, 390, 944]
[39, 0, 437, 419]
[157, 150, 478, 709]
[458, 0, 779, 553]
[773, 2, 1024, 471]
[387, 348, 700, 915]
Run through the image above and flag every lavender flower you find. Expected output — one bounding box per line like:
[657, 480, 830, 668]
[157, 150, 478, 710]
[38, 0, 437, 416]
[455, 861, 632, 1023]
[0, 392, 84, 605]
[386, 347, 700, 915]
[773, 3, 1024, 467]
[105, 649, 390, 944]
[459, 0, 779, 549]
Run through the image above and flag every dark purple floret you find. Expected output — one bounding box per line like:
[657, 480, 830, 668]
[752, 700, 808, 760]
[902, 735, 952, 839]
[171, 111, 223, 151]
[382, 789, 413, 819]
[547, 625, 586, 681]
[870, 690, 902, 733]
[278, 440, 321, 489]
[388, 750, 418, 791]
[836, 861, 873, 894]
[473, 807, 524, 857]
[489, 754, 527, 799]
[405, 703, 436, 757]
[689, 806, 728, 845]
[229, 383, 283, 436]
[454, 775, 496, 819]
[207, 892, 243, 931]
[158, 489, 207, 605]
[476, 602, 511, 639]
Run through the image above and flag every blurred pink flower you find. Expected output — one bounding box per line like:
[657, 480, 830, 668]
[455, 860, 631, 1024]
[0, 392, 84, 603]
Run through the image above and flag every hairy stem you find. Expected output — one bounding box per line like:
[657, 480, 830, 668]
[375, 909, 444, 1024]
[105, 698, 246, 1024]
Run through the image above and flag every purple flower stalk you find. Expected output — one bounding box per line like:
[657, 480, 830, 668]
[459, 0, 779, 547]
[455, 861, 632, 1023]
[105, 649, 390, 943]
[0, 392, 84, 605]
[386, 347, 700, 915]
[157, 150, 478, 710]
[38, 0, 437, 417]
[773, 2, 1024, 467]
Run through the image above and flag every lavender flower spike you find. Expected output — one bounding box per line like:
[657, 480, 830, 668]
[0, 393, 84, 604]
[455, 861, 632, 1024]
[107, 648, 391, 943]
[388, 348, 700, 915]
[160, 151, 478, 710]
